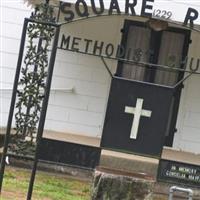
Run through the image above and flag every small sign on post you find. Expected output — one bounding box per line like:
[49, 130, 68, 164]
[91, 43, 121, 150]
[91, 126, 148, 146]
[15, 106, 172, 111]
[158, 159, 200, 188]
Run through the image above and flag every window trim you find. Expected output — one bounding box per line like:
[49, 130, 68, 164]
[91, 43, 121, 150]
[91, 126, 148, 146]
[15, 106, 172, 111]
[116, 19, 191, 84]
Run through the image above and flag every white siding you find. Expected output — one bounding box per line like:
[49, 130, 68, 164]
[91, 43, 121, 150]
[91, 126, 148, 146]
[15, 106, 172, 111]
[0, 1, 120, 138]
[0, 1, 200, 154]
[44, 15, 122, 137]
[173, 31, 200, 154]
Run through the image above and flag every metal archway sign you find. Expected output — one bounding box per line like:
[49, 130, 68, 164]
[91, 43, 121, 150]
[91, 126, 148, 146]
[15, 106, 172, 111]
[1, 0, 200, 199]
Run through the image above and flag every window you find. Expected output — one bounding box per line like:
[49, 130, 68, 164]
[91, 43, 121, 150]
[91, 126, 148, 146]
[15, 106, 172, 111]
[117, 20, 191, 146]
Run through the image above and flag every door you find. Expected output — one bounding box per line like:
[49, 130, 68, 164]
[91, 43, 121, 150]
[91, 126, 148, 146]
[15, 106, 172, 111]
[116, 20, 191, 146]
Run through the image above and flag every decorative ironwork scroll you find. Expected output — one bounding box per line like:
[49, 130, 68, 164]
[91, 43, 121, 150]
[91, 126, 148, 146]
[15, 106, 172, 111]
[10, 3, 56, 155]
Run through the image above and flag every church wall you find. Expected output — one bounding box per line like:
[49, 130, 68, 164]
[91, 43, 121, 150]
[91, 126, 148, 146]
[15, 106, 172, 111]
[174, 31, 200, 153]
[0, 1, 200, 154]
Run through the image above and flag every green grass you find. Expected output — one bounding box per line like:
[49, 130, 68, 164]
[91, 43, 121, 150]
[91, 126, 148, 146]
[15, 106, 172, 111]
[0, 167, 91, 200]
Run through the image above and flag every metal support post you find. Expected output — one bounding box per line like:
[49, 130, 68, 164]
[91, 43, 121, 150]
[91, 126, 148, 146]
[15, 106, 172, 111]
[0, 19, 28, 193]
[26, 25, 60, 200]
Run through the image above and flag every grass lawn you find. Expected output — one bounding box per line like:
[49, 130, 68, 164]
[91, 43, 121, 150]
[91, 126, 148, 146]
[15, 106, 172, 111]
[0, 166, 92, 200]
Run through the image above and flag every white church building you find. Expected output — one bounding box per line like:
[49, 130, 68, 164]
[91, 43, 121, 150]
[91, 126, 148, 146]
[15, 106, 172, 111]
[1, 0, 200, 187]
